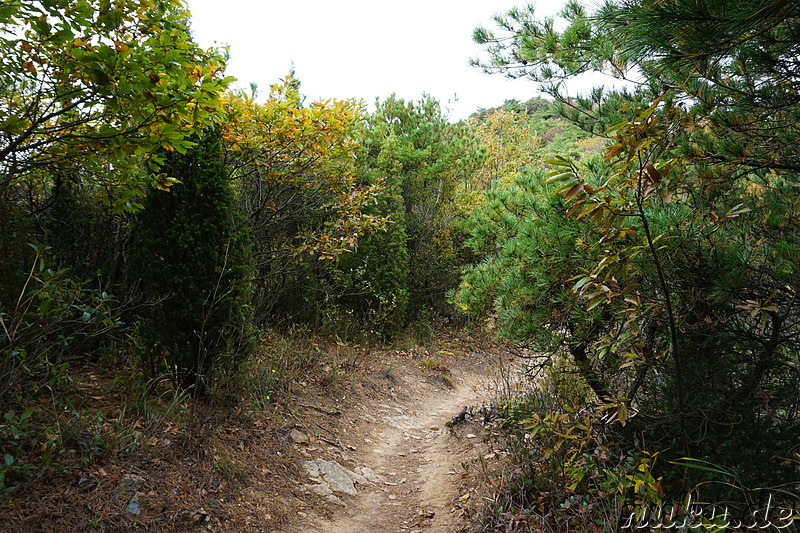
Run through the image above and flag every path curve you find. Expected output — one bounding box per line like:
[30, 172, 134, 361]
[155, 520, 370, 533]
[287, 357, 495, 533]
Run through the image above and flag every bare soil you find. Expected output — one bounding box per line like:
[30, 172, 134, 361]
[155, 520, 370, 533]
[284, 340, 500, 533]
[0, 330, 513, 533]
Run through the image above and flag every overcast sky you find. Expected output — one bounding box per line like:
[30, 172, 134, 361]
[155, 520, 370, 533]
[184, 0, 567, 121]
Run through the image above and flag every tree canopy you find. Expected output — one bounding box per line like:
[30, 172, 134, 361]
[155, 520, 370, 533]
[465, 0, 800, 508]
[0, 0, 230, 210]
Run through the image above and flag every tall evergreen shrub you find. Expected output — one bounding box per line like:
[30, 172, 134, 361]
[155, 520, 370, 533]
[128, 127, 254, 391]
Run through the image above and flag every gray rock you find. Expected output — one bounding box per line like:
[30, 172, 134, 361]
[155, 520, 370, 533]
[303, 459, 357, 496]
[126, 498, 141, 515]
[302, 483, 344, 505]
[356, 465, 386, 484]
[317, 460, 357, 495]
[302, 460, 321, 480]
[127, 491, 162, 516]
[289, 429, 310, 444]
[307, 483, 333, 497]
[126, 491, 162, 517]
[344, 467, 370, 486]
[111, 474, 146, 501]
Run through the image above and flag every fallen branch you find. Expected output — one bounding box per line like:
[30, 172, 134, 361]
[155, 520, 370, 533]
[311, 420, 345, 450]
[297, 403, 341, 416]
[288, 411, 345, 450]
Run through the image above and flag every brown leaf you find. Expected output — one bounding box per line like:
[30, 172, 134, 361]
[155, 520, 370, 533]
[644, 163, 661, 182]
[564, 182, 585, 199]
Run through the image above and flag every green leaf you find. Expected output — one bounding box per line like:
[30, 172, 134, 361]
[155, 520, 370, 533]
[38, 299, 52, 314]
[602, 120, 629, 136]
[544, 172, 577, 184]
[586, 294, 606, 310]
[668, 457, 734, 477]
[3, 454, 13, 467]
[572, 276, 592, 292]
[20, 406, 34, 422]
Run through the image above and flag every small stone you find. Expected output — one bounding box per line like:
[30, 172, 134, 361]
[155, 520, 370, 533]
[175, 508, 209, 527]
[111, 474, 146, 501]
[356, 466, 386, 484]
[290, 429, 310, 445]
[466, 433, 477, 439]
[127, 491, 162, 517]
[77, 476, 97, 491]
[388, 494, 396, 500]
[126, 499, 141, 515]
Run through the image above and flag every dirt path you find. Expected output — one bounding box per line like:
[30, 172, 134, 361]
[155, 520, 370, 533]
[284, 349, 499, 533]
[0, 333, 515, 533]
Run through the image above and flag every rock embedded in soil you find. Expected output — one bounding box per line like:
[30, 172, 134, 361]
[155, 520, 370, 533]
[354, 465, 386, 484]
[175, 507, 209, 527]
[125, 491, 162, 517]
[302, 459, 357, 495]
[126, 498, 141, 515]
[290, 428, 310, 444]
[111, 473, 146, 501]
[304, 483, 344, 505]
[303, 460, 322, 479]
[343, 467, 370, 487]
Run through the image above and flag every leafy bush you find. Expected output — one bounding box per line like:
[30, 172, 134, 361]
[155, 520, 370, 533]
[358, 95, 485, 321]
[470, 1, 800, 510]
[482, 385, 665, 533]
[221, 80, 382, 329]
[1, 246, 123, 404]
[332, 185, 410, 338]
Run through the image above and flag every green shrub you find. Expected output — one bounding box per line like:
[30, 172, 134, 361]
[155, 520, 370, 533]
[128, 127, 255, 392]
[333, 187, 410, 338]
[484, 390, 664, 533]
[1, 246, 122, 405]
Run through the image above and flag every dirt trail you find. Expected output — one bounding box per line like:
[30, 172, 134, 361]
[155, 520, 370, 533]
[285, 351, 499, 533]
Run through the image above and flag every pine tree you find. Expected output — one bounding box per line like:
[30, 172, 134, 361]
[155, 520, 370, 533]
[469, 0, 800, 498]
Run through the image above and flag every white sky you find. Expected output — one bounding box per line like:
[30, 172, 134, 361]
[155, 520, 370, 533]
[184, 0, 568, 121]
